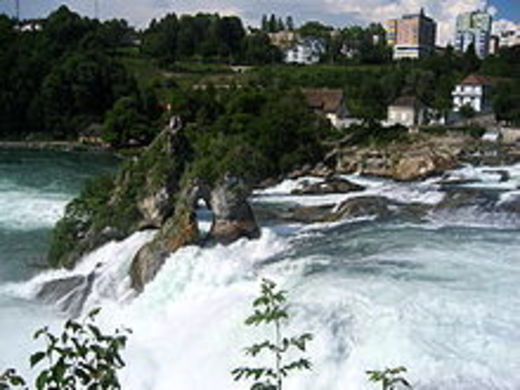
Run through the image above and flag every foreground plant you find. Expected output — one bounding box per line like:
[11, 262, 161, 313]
[232, 278, 313, 390]
[367, 366, 412, 390]
[1, 308, 129, 390]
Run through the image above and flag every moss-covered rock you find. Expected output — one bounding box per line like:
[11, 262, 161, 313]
[48, 125, 192, 268]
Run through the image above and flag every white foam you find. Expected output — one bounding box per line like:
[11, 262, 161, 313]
[2, 230, 156, 306]
[442, 163, 520, 191]
[254, 174, 445, 209]
[0, 189, 70, 230]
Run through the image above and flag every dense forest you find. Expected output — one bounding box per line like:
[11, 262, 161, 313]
[0, 6, 519, 147]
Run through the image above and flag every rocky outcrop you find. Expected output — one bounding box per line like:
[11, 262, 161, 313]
[328, 135, 473, 182]
[291, 177, 365, 195]
[130, 175, 260, 292]
[209, 175, 261, 245]
[48, 122, 192, 268]
[392, 149, 456, 181]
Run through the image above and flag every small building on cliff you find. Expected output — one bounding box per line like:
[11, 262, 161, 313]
[387, 96, 428, 128]
[302, 88, 360, 128]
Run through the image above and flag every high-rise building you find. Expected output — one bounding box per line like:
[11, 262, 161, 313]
[454, 10, 492, 58]
[387, 9, 437, 60]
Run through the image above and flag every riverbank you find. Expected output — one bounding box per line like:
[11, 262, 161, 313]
[0, 141, 110, 152]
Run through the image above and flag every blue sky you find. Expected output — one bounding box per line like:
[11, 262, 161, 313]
[0, 0, 518, 44]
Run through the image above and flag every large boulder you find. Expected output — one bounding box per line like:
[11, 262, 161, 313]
[392, 150, 456, 181]
[209, 175, 261, 245]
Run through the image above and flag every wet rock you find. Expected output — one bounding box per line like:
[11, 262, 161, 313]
[130, 185, 201, 292]
[281, 204, 335, 223]
[392, 150, 456, 181]
[287, 164, 312, 179]
[309, 162, 334, 178]
[36, 266, 100, 318]
[209, 175, 260, 244]
[435, 189, 489, 210]
[331, 196, 392, 221]
[292, 177, 365, 195]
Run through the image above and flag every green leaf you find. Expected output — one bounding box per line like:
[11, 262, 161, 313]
[30, 352, 46, 368]
[35, 370, 49, 390]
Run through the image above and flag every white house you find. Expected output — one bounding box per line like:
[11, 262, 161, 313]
[387, 96, 427, 128]
[452, 74, 494, 113]
[285, 38, 325, 65]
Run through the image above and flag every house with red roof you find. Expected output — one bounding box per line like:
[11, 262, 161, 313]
[452, 74, 495, 114]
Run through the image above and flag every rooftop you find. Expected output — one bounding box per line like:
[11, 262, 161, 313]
[390, 96, 424, 108]
[459, 74, 495, 86]
[302, 88, 344, 113]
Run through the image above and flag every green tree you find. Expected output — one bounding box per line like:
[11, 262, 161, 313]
[285, 16, 294, 31]
[268, 14, 277, 33]
[461, 43, 481, 74]
[241, 33, 282, 65]
[103, 96, 156, 147]
[232, 279, 313, 390]
[261, 15, 269, 32]
[459, 103, 476, 119]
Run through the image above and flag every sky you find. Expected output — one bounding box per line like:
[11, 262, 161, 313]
[0, 0, 518, 45]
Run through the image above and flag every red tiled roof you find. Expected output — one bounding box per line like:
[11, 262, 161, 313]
[460, 74, 495, 86]
[302, 88, 344, 113]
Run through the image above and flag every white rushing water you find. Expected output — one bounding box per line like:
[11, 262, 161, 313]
[1, 162, 520, 389]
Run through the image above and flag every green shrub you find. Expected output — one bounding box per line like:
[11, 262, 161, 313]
[48, 174, 115, 267]
[1, 308, 129, 390]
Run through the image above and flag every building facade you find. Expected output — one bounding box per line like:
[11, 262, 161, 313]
[387, 96, 427, 127]
[386, 9, 437, 59]
[452, 74, 494, 114]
